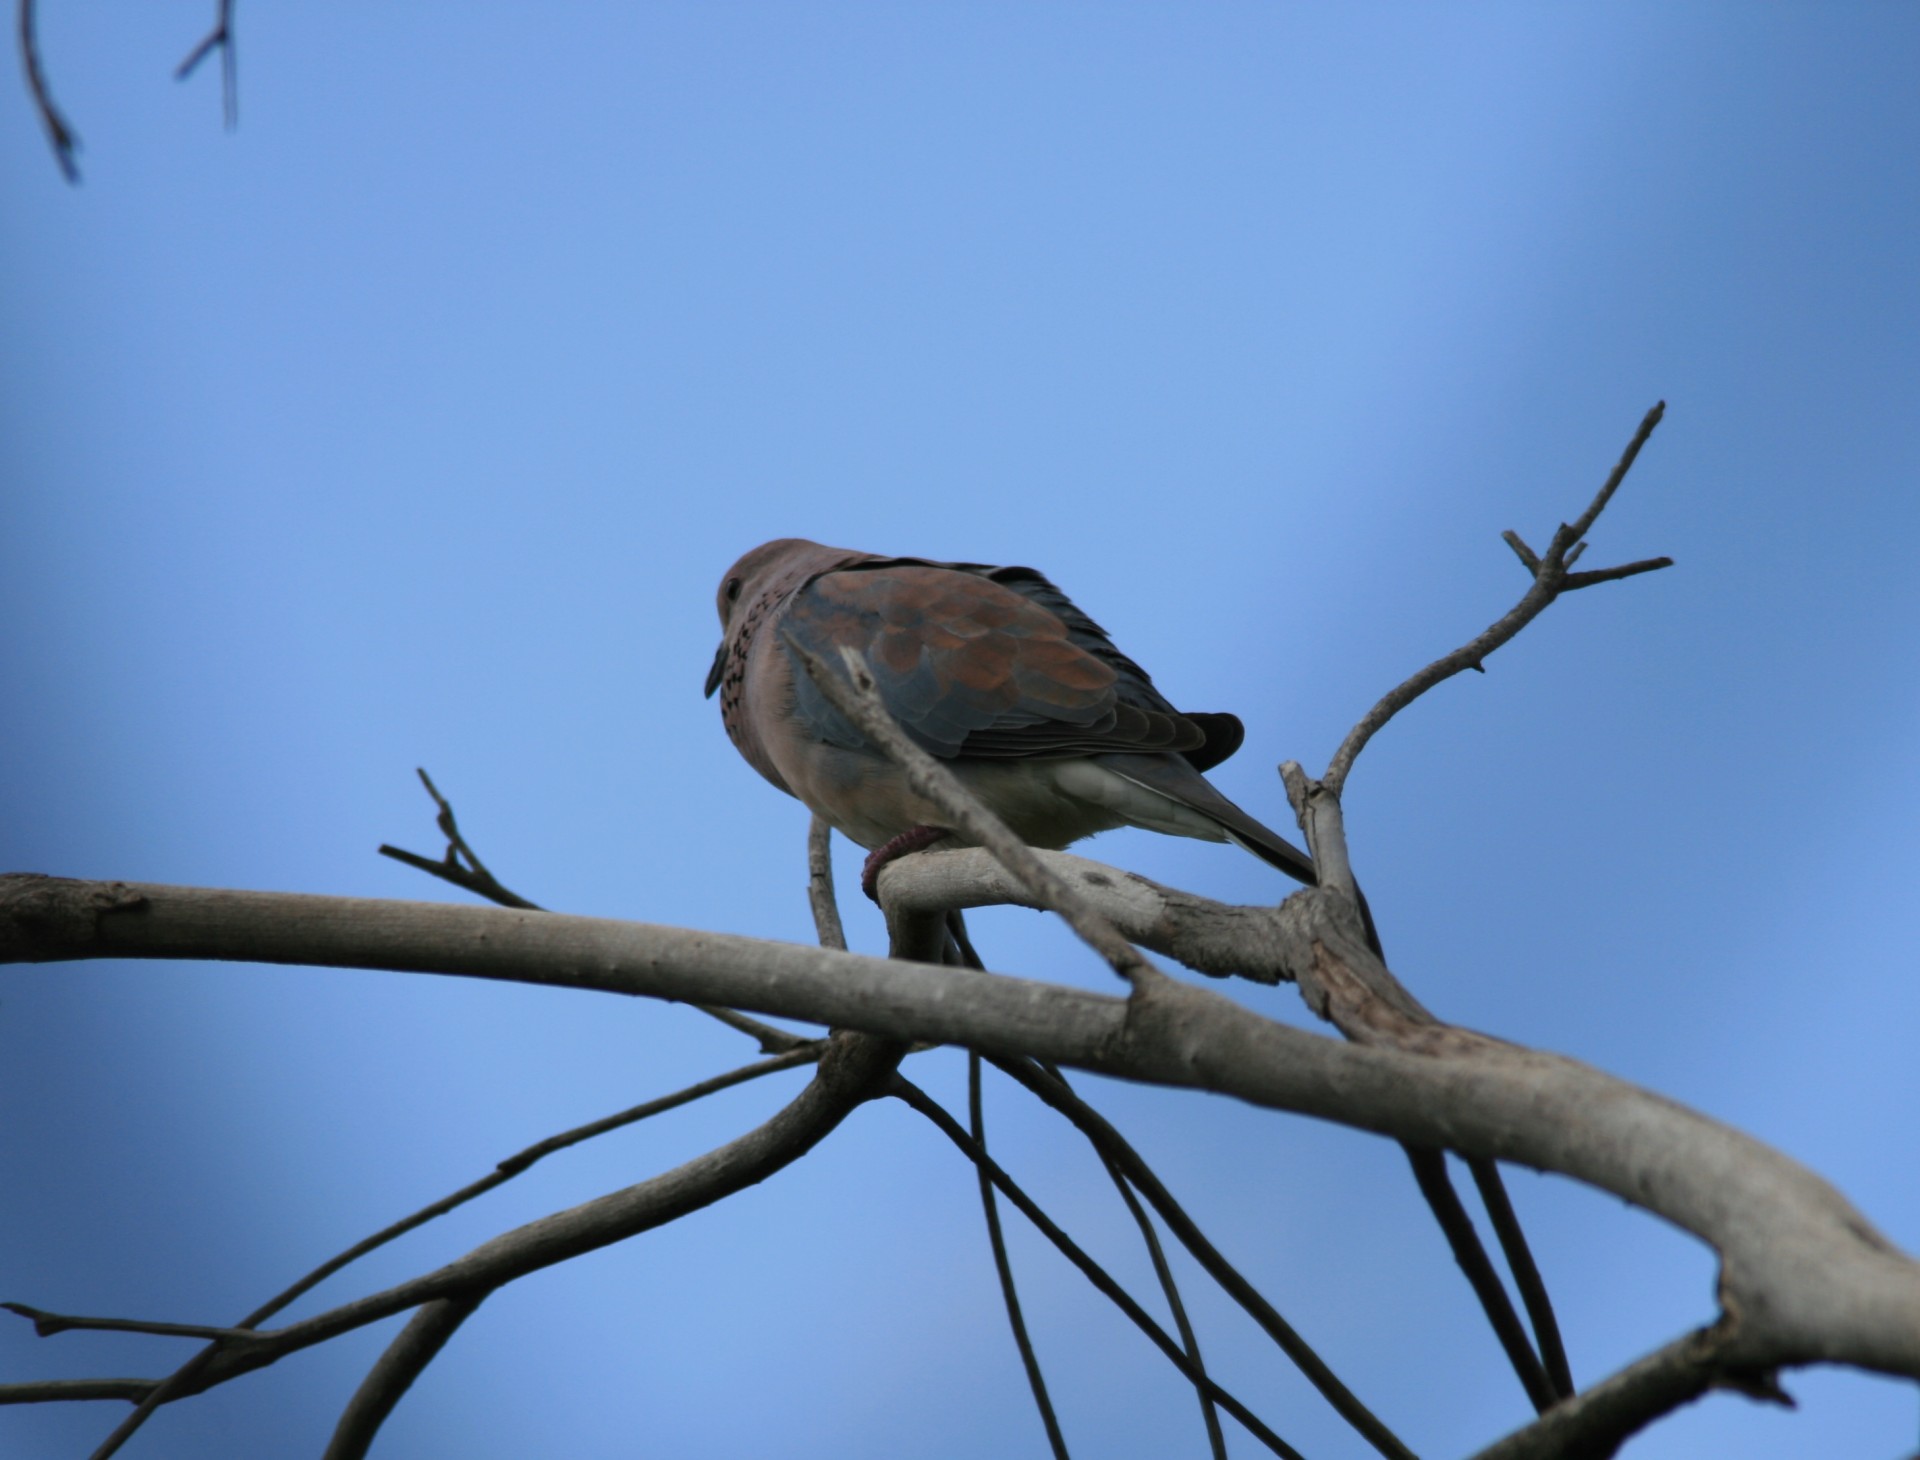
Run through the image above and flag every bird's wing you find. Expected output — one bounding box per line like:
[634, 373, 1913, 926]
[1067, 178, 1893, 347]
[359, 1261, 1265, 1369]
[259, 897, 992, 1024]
[780, 561, 1215, 761]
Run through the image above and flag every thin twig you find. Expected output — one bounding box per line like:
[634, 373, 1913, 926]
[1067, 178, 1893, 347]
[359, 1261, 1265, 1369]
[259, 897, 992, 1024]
[992, 1056, 1417, 1460]
[0, 1377, 152, 1404]
[380, 768, 538, 909]
[18, 0, 79, 181]
[806, 815, 847, 951]
[174, 0, 237, 129]
[1469, 1156, 1574, 1399]
[0, 1306, 261, 1343]
[381, 769, 812, 1053]
[71, 1049, 815, 1457]
[892, 1076, 1308, 1460]
[1089, 1134, 1226, 1460]
[970, 1054, 1071, 1460]
[1324, 403, 1668, 796]
[58, 1033, 902, 1448]
[1562, 556, 1673, 591]
[277, 1051, 820, 1307]
[1406, 1148, 1557, 1412]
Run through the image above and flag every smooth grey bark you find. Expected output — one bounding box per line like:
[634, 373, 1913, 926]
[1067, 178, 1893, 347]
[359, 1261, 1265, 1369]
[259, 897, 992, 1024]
[6, 869, 1917, 1402]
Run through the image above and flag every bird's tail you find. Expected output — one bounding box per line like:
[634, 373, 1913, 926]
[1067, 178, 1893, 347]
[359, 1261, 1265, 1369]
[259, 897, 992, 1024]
[1095, 753, 1317, 886]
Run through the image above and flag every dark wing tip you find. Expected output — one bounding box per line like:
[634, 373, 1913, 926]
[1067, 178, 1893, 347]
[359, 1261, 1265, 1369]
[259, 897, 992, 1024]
[1181, 712, 1245, 773]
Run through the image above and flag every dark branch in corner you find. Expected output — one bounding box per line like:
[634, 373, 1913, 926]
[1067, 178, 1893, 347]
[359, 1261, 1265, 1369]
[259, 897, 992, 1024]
[1323, 402, 1670, 796]
[18, 0, 79, 181]
[174, 0, 237, 130]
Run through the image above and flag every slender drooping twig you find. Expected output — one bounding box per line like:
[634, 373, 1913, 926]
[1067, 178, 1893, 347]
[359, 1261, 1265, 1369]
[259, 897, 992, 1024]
[1406, 1148, 1557, 1412]
[937, 888, 1222, 1458]
[18, 0, 79, 181]
[11, 1031, 905, 1446]
[1469, 1156, 1573, 1398]
[992, 1056, 1416, 1460]
[1086, 1125, 1227, 1460]
[0, 1307, 259, 1343]
[969, 1054, 1072, 1460]
[892, 1077, 1308, 1460]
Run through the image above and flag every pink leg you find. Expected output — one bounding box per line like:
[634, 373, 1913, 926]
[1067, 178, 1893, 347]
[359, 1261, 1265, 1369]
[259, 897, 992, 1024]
[861, 825, 952, 901]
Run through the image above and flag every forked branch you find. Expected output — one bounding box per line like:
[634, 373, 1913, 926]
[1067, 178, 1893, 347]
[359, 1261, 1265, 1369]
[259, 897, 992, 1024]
[1323, 402, 1671, 797]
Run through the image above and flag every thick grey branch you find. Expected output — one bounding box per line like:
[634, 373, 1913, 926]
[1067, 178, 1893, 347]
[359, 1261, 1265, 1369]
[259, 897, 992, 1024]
[874, 845, 1308, 986]
[5, 871, 1916, 1393]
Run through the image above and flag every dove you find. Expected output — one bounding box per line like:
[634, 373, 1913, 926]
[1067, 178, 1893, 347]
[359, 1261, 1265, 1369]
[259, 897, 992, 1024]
[705, 538, 1317, 895]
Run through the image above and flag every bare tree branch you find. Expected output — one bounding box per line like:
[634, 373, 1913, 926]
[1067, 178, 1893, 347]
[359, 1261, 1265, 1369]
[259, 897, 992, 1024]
[1093, 1140, 1227, 1460]
[0, 1378, 150, 1406]
[321, 1294, 482, 1460]
[382, 768, 813, 1054]
[968, 1055, 1072, 1460]
[1283, 773, 1572, 1399]
[0, 1307, 258, 1343]
[378, 768, 541, 910]
[7, 871, 1918, 1422]
[60, 1045, 819, 1457]
[1468, 1329, 1739, 1460]
[1323, 402, 1670, 797]
[894, 1076, 1307, 1460]
[991, 1056, 1416, 1460]
[174, 0, 237, 130]
[1404, 1147, 1558, 1412]
[806, 814, 848, 951]
[17, 0, 78, 181]
[0, 988, 901, 1416]
[1469, 1155, 1574, 1397]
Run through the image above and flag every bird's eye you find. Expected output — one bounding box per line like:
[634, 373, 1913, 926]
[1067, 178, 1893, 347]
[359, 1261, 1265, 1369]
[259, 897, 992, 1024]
[724, 577, 742, 603]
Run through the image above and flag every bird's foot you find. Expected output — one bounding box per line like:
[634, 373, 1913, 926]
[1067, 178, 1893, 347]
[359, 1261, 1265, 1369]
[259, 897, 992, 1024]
[861, 825, 953, 902]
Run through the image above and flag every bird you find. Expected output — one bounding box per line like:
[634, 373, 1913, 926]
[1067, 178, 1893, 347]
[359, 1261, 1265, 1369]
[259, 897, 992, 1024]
[704, 538, 1318, 896]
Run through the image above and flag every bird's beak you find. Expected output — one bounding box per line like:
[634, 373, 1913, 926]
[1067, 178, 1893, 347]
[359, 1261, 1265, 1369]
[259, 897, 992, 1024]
[703, 641, 728, 698]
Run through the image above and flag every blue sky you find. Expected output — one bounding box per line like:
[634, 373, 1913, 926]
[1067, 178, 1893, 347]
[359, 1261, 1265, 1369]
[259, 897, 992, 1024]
[4, 5, 1917, 1457]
